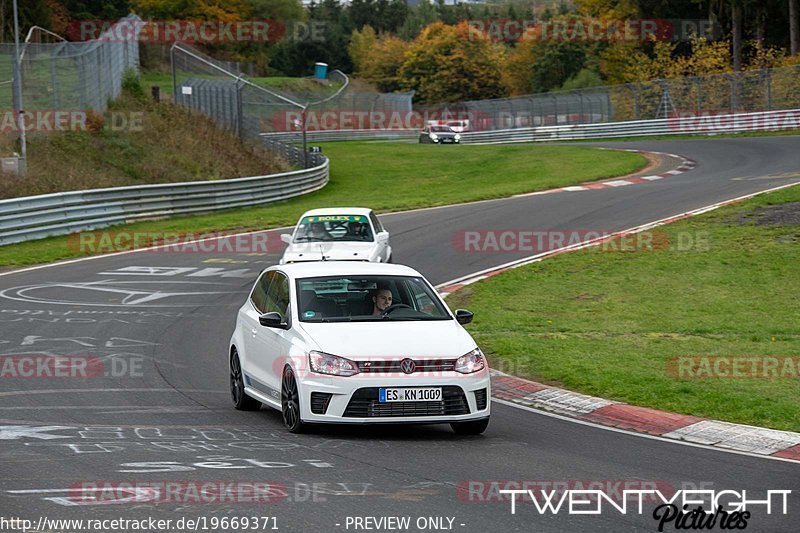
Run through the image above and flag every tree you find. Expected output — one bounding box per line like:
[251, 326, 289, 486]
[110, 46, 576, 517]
[348, 25, 378, 74]
[0, 0, 51, 42]
[398, 0, 438, 40]
[360, 34, 409, 92]
[399, 21, 507, 103]
[791, 0, 799, 55]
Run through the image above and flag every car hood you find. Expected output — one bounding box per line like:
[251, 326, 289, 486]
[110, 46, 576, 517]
[283, 241, 377, 262]
[298, 319, 476, 359]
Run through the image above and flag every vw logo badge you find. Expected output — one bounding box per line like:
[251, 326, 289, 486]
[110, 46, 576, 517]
[400, 358, 416, 374]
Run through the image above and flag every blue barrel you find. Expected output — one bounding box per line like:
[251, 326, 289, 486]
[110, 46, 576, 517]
[314, 62, 328, 80]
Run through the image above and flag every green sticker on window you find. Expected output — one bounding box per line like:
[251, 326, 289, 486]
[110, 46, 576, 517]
[304, 215, 368, 224]
[304, 310, 316, 318]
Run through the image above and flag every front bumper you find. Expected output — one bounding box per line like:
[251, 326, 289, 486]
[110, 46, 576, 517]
[296, 371, 490, 424]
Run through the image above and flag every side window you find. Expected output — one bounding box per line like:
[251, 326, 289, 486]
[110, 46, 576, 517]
[265, 272, 290, 317]
[369, 212, 384, 234]
[251, 272, 272, 313]
[404, 279, 440, 316]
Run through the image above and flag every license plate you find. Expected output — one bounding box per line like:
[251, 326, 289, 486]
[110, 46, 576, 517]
[379, 387, 442, 402]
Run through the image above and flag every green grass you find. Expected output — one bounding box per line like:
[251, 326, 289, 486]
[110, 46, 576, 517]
[447, 185, 800, 431]
[0, 93, 288, 198]
[582, 129, 800, 143]
[0, 142, 645, 268]
[142, 71, 340, 99]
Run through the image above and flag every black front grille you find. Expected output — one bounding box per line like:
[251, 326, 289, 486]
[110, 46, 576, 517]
[474, 388, 488, 411]
[310, 392, 333, 414]
[356, 359, 456, 374]
[343, 386, 469, 418]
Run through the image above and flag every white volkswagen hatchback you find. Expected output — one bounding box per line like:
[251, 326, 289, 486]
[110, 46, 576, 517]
[279, 208, 391, 264]
[229, 262, 490, 434]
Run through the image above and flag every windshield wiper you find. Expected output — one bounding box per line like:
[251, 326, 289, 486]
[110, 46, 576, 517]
[294, 236, 327, 242]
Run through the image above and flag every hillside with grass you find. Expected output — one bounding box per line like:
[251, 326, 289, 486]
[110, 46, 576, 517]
[0, 75, 289, 200]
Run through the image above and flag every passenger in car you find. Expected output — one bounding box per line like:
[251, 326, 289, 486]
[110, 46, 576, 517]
[309, 222, 331, 240]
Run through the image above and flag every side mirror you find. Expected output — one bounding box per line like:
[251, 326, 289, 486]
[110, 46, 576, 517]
[376, 232, 389, 243]
[280, 234, 292, 244]
[259, 312, 288, 329]
[455, 309, 473, 325]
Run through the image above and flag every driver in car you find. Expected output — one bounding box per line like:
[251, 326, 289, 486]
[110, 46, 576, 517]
[372, 285, 393, 315]
[346, 221, 368, 240]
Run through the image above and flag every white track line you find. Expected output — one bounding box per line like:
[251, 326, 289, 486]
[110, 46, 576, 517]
[492, 399, 800, 465]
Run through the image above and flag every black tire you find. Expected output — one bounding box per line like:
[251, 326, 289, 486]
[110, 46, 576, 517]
[230, 349, 261, 411]
[281, 366, 307, 433]
[451, 418, 489, 435]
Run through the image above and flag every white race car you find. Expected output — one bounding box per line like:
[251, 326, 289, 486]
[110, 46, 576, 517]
[228, 262, 491, 434]
[279, 208, 391, 264]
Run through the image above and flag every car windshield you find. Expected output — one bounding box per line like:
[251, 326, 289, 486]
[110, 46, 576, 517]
[430, 126, 453, 133]
[293, 215, 373, 242]
[296, 275, 451, 322]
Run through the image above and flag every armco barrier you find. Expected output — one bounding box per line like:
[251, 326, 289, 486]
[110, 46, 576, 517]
[261, 129, 419, 143]
[459, 109, 800, 143]
[257, 109, 800, 145]
[0, 154, 328, 246]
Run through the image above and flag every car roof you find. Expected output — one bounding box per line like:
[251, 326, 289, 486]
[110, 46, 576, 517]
[299, 207, 373, 217]
[273, 261, 422, 279]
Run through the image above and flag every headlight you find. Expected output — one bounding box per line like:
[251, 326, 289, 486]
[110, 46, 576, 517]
[455, 348, 485, 374]
[308, 351, 359, 377]
[430, 134, 438, 140]
[454, 134, 461, 140]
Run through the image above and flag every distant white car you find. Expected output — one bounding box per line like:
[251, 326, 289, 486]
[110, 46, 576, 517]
[228, 262, 491, 434]
[279, 208, 391, 264]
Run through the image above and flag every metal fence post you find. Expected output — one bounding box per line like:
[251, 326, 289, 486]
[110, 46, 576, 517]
[765, 69, 772, 111]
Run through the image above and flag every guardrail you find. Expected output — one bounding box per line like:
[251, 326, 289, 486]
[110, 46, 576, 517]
[460, 109, 800, 143]
[0, 154, 328, 246]
[258, 109, 800, 145]
[261, 129, 419, 143]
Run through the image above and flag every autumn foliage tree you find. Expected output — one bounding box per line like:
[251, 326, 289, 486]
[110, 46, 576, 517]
[349, 26, 409, 92]
[398, 21, 506, 103]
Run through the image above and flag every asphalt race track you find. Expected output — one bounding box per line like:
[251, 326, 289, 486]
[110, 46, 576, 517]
[1, 137, 799, 532]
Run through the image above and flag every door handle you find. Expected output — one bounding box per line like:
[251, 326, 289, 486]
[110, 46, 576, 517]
[251, 329, 257, 336]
